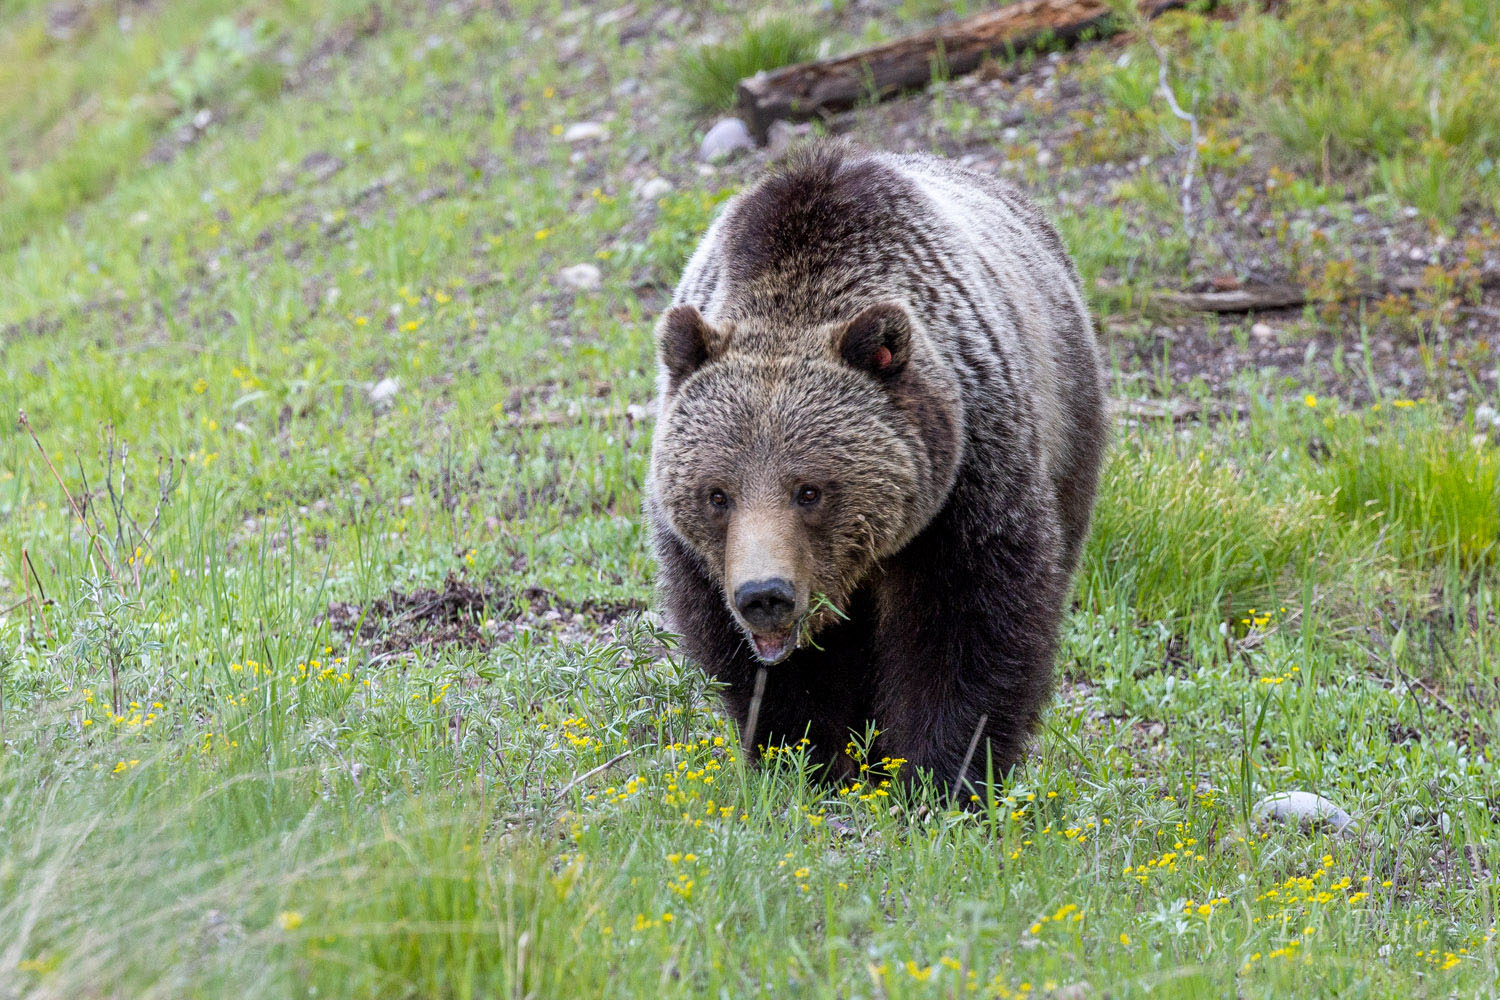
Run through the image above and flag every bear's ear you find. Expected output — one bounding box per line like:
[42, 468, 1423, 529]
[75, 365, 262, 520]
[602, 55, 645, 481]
[658, 305, 729, 390]
[836, 302, 911, 380]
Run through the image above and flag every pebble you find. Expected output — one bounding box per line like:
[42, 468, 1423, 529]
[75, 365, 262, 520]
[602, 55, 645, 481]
[1251, 792, 1356, 836]
[562, 121, 608, 143]
[699, 117, 754, 161]
[557, 263, 602, 291]
[369, 377, 400, 407]
[1251, 321, 1274, 342]
[634, 176, 674, 201]
[766, 119, 810, 157]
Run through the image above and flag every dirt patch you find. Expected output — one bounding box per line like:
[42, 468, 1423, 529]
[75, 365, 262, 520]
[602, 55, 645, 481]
[324, 571, 646, 656]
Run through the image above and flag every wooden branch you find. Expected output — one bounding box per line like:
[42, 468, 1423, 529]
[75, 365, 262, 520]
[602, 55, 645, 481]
[1157, 266, 1500, 314]
[736, 0, 1195, 139]
[1157, 283, 1305, 313]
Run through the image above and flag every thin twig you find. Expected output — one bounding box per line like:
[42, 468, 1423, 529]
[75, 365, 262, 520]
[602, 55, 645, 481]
[1147, 31, 1202, 261]
[552, 746, 645, 802]
[952, 712, 990, 802]
[743, 667, 769, 756]
[20, 548, 55, 642]
[17, 410, 114, 578]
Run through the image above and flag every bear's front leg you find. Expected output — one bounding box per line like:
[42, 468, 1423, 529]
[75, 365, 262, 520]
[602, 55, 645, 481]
[869, 499, 1068, 798]
[651, 509, 871, 779]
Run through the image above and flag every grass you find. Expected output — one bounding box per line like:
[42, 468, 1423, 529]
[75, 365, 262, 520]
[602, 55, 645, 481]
[1325, 402, 1500, 570]
[673, 15, 821, 111]
[1163, 0, 1500, 220]
[2, 0, 1499, 997]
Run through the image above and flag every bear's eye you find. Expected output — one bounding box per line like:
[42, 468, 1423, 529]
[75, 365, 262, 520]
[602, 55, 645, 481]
[795, 485, 821, 506]
[708, 488, 729, 509]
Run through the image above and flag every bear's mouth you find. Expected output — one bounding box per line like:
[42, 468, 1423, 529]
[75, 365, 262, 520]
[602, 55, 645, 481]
[750, 629, 798, 664]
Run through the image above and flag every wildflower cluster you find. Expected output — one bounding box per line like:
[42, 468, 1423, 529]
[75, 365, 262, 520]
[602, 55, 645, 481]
[834, 737, 908, 811]
[661, 735, 736, 822]
[1239, 605, 1289, 629]
[665, 852, 698, 899]
[1027, 902, 1083, 936]
[1258, 664, 1302, 686]
[540, 716, 606, 753]
[77, 689, 163, 730]
[868, 957, 1047, 997]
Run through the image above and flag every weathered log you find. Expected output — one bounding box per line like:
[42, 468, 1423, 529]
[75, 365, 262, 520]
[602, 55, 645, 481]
[736, 0, 1194, 140]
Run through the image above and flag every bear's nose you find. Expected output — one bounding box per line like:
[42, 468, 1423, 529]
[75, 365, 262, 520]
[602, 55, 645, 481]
[734, 578, 797, 632]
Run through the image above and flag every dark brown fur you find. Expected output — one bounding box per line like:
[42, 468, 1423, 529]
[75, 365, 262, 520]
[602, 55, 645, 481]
[647, 144, 1107, 795]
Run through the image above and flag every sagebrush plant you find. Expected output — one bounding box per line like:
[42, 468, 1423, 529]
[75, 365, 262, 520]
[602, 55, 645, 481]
[673, 15, 821, 111]
[1, 0, 1499, 997]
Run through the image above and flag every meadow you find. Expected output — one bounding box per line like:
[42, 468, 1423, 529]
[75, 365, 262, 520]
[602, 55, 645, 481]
[1, 1, 1498, 996]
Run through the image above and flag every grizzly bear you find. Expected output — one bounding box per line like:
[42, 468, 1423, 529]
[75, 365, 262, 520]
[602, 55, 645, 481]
[646, 144, 1106, 793]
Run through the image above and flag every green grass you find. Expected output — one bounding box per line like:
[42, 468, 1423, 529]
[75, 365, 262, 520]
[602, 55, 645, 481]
[1325, 402, 1500, 570]
[2, 1, 1499, 997]
[1081, 426, 1333, 625]
[673, 15, 822, 111]
[1149, 0, 1500, 220]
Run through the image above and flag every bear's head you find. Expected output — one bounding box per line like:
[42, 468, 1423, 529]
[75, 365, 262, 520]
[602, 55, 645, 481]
[649, 302, 963, 664]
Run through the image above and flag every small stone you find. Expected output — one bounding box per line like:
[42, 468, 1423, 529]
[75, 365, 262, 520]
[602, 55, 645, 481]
[1251, 322, 1274, 342]
[557, 263, 602, 291]
[562, 121, 608, 143]
[1408, 246, 1426, 261]
[1035, 148, 1054, 167]
[369, 377, 400, 407]
[192, 108, 213, 130]
[699, 117, 754, 161]
[1251, 792, 1356, 836]
[765, 119, 809, 158]
[634, 176, 673, 201]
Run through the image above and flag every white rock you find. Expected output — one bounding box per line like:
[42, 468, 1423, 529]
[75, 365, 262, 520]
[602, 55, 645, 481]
[562, 121, 608, 143]
[1251, 321, 1274, 342]
[699, 118, 754, 161]
[557, 263, 602, 291]
[766, 119, 809, 157]
[369, 377, 400, 407]
[1251, 792, 1356, 836]
[634, 176, 674, 201]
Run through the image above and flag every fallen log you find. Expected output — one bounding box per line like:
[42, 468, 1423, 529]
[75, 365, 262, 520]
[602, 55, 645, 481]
[736, 0, 1196, 140]
[1157, 266, 1500, 314]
